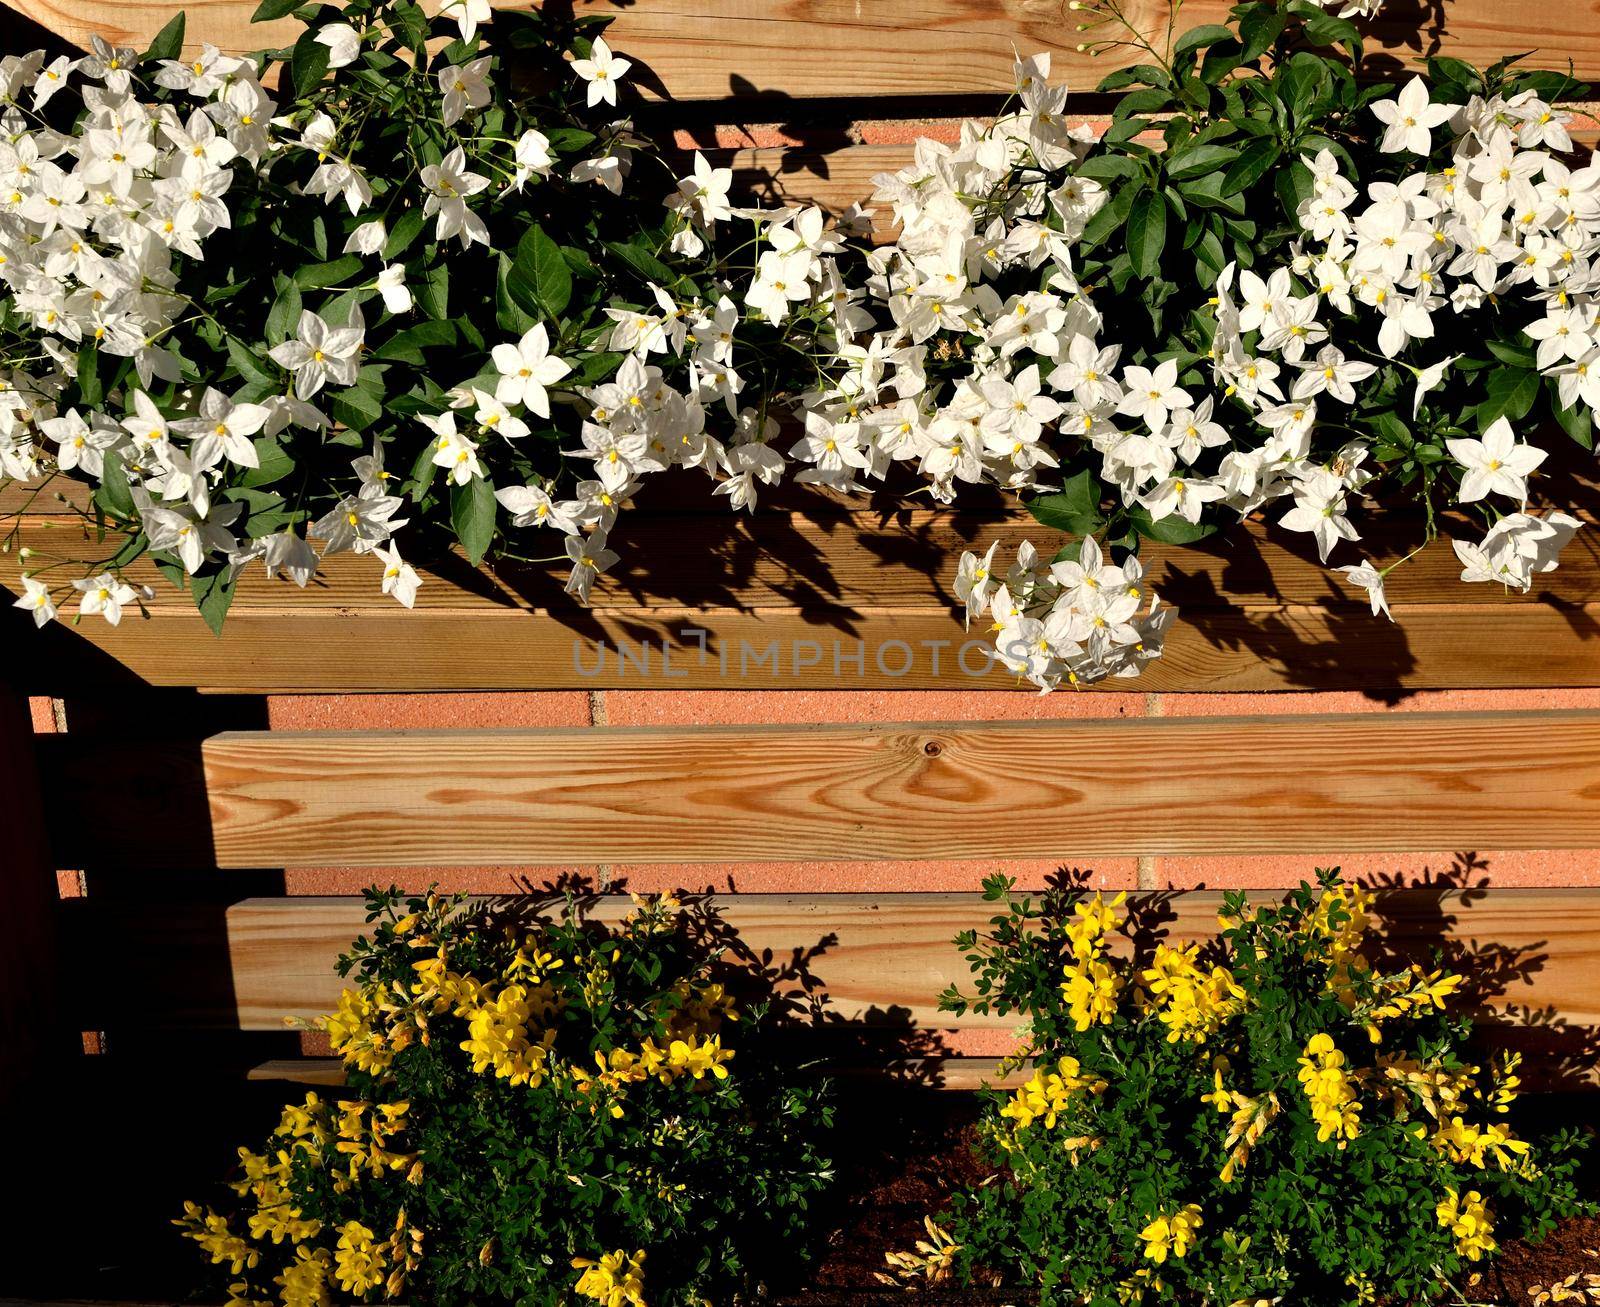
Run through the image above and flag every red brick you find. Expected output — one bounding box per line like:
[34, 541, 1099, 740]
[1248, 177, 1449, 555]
[28, 696, 54, 733]
[608, 858, 1140, 895]
[267, 692, 592, 731]
[601, 686, 1138, 727]
[1156, 687, 1600, 717]
[1156, 849, 1600, 889]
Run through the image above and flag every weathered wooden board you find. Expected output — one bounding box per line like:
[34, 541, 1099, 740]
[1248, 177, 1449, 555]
[61, 892, 1600, 1084]
[8, 0, 1600, 100]
[38, 712, 1600, 867]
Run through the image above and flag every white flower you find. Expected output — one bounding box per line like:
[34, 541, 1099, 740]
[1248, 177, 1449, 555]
[12, 575, 56, 627]
[73, 572, 138, 626]
[1336, 559, 1392, 621]
[1370, 77, 1454, 155]
[1116, 360, 1191, 433]
[421, 410, 483, 485]
[343, 219, 388, 256]
[565, 527, 619, 603]
[572, 37, 631, 109]
[314, 23, 362, 69]
[491, 323, 571, 416]
[375, 542, 421, 608]
[438, 56, 490, 128]
[377, 264, 411, 315]
[268, 310, 364, 399]
[439, 0, 490, 43]
[496, 482, 581, 532]
[1279, 469, 1359, 563]
[1445, 417, 1547, 504]
[419, 147, 491, 248]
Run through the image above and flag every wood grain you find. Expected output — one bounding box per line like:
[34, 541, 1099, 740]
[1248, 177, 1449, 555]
[9, 0, 1600, 99]
[5, 501, 1599, 692]
[62, 891, 1600, 1087]
[38, 712, 1600, 867]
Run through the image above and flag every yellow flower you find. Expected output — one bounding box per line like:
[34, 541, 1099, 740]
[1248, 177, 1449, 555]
[1437, 1188, 1496, 1261]
[573, 1248, 647, 1307]
[173, 1202, 260, 1275]
[458, 982, 557, 1087]
[333, 1219, 386, 1295]
[1430, 1115, 1532, 1171]
[1061, 956, 1123, 1031]
[999, 1055, 1106, 1131]
[1138, 1203, 1203, 1264]
[1297, 1033, 1361, 1147]
[1140, 943, 1245, 1044]
[321, 985, 395, 1075]
[666, 1033, 733, 1081]
[276, 1245, 333, 1307]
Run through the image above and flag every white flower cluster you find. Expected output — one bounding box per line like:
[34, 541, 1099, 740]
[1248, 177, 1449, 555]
[1275, 76, 1592, 600]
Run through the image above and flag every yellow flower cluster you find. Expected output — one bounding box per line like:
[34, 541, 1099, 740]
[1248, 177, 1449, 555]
[459, 980, 561, 1087]
[570, 1034, 735, 1115]
[1139, 943, 1245, 1044]
[176, 1202, 261, 1276]
[1297, 1033, 1362, 1147]
[322, 983, 397, 1076]
[331, 1098, 415, 1185]
[1211, 1083, 1281, 1185]
[333, 1219, 385, 1295]
[1429, 1116, 1532, 1171]
[1354, 965, 1464, 1043]
[1060, 892, 1126, 1031]
[1437, 1187, 1497, 1261]
[999, 1055, 1106, 1131]
[573, 1248, 648, 1307]
[275, 1246, 332, 1307]
[1138, 1204, 1203, 1264]
[1304, 882, 1374, 961]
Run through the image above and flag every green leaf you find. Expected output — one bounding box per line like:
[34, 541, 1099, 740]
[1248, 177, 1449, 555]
[1221, 138, 1280, 195]
[1129, 505, 1218, 544]
[495, 253, 539, 335]
[265, 277, 302, 348]
[382, 207, 427, 261]
[144, 11, 186, 62]
[1164, 142, 1240, 181]
[508, 222, 572, 320]
[330, 385, 384, 432]
[238, 438, 295, 488]
[1476, 366, 1540, 430]
[291, 28, 332, 98]
[1172, 23, 1235, 64]
[75, 344, 102, 407]
[373, 320, 459, 365]
[1549, 380, 1594, 449]
[1484, 337, 1535, 368]
[604, 240, 685, 294]
[293, 254, 364, 291]
[451, 475, 497, 566]
[1238, 7, 1286, 62]
[94, 450, 137, 520]
[251, 0, 301, 21]
[1025, 469, 1103, 537]
[1074, 153, 1144, 184]
[1126, 191, 1168, 279]
[227, 335, 279, 389]
[191, 567, 238, 638]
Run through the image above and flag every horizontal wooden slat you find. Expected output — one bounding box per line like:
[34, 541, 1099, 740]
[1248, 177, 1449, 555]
[5, 500, 1599, 691]
[64, 892, 1600, 1088]
[247, 1053, 1021, 1089]
[10, 0, 1600, 100]
[39, 712, 1600, 867]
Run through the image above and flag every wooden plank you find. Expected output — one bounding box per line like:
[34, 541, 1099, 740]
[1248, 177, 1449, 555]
[63, 893, 1600, 1082]
[0, 689, 61, 1110]
[10, 506, 1598, 611]
[5, 592, 1599, 693]
[4, 498, 1599, 692]
[38, 712, 1600, 867]
[248, 1053, 1022, 1089]
[9, 0, 1600, 100]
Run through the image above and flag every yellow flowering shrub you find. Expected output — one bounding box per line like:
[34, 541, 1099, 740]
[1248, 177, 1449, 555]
[906, 870, 1592, 1306]
[179, 888, 832, 1305]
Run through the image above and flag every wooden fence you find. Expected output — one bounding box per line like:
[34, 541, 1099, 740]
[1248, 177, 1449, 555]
[3, 0, 1600, 1299]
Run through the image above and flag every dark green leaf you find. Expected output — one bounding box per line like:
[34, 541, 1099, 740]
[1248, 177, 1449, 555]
[1129, 505, 1218, 544]
[1126, 190, 1168, 279]
[192, 567, 238, 637]
[1165, 142, 1240, 181]
[251, 0, 301, 22]
[1221, 138, 1280, 195]
[144, 11, 186, 62]
[509, 222, 572, 319]
[1025, 469, 1103, 537]
[451, 475, 497, 566]
[291, 28, 332, 98]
